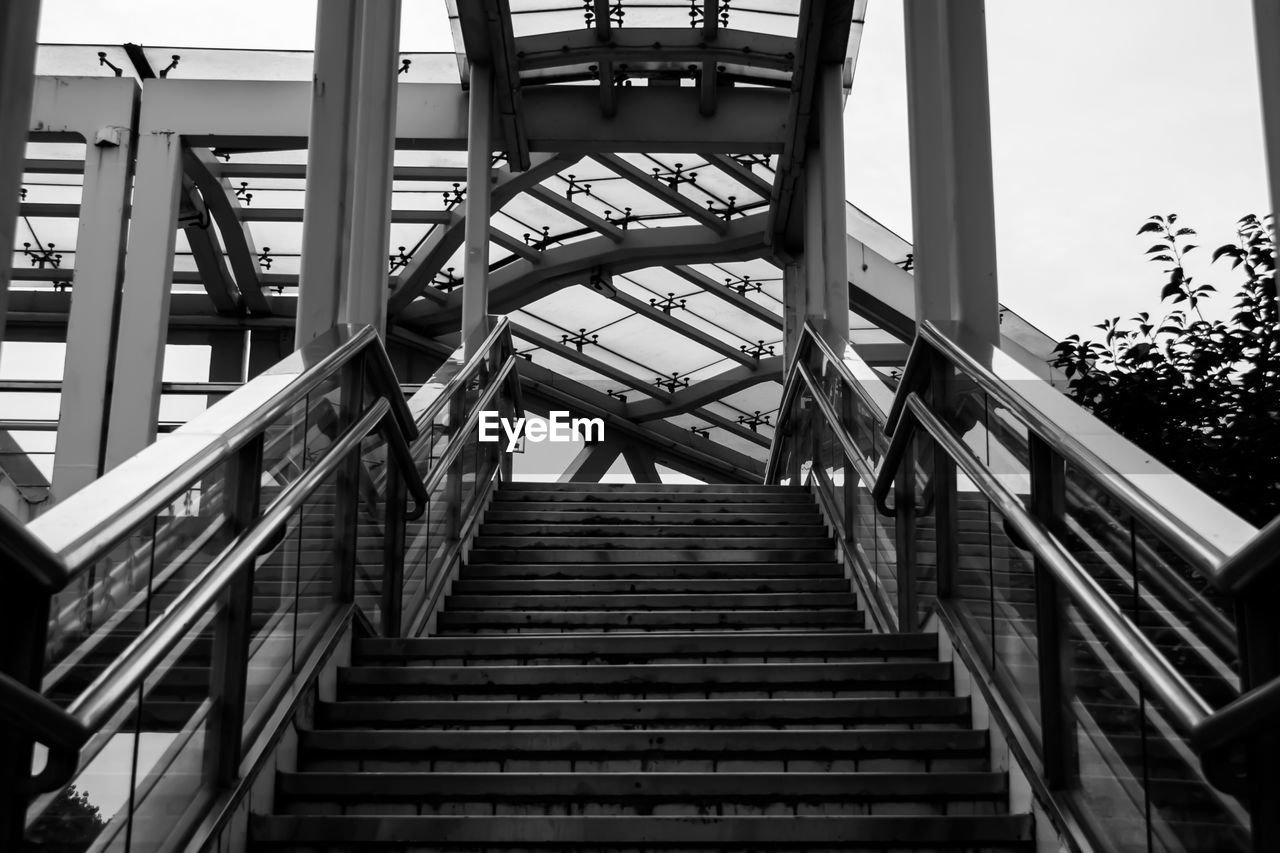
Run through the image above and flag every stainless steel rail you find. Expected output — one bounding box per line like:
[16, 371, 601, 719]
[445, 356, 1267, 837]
[884, 392, 1214, 735]
[893, 320, 1255, 585]
[66, 399, 391, 742]
[28, 324, 422, 574]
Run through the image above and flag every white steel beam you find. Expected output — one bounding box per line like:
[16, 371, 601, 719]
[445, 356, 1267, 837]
[903, 0, 1000, 347]
[25, 78, 141, 499]
[341, 0, 402, 334]
[462, 63, 495, 358]
[0, 1, 41, 347]
[103, 127, 184, 470]
[818, 63, 850, 349]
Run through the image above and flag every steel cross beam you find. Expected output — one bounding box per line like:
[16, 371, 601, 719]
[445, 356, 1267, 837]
[520, 360, 765, 483]
[388, 153, 578, 316]
[512, 323, 671, 401]
[526, 185, 625, 243]
[401, 215, 769, 335]
[609, 289, 759, 369]
[593, 153, 728, 234]
[668, 264, 782, 329]
[768, 0, 863, 255]
[184, 148, 274, 315]
[626, 355, 784, 422]
[452, 0, 529, 169]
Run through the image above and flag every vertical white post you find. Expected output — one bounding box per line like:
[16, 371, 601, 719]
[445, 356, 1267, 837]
[803, 152, 826, 330]
[1253, 0, 1280, 296]
[297, 0, 360, 345]
[462, 63, 494, 359]
[819, 62, 850, 349]
[104, 130, 184, 470]
[0, 1, 41, 347]
[341, 0, 401, 333]
[782, 261, 806, 368]
[52, 83, 140, 498]
[904, 0, 1000, 348]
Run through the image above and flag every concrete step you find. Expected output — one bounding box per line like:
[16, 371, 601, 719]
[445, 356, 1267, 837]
[483, 510, 822, 524]
[336, 661, 952, 698]
[442, 593, 858, 611]
[502, 483, 809, 495]
[249, 813, 1035, 849]
[494, 490, 814, 504]
[355, 632, 939, 665]
[434, 609, 866, 633]
[479, 524, 831, 537]
[449, 578, 854, 595]
[471, 536, 833, 550]
[296, 728, 991, 773]
[460, 563, 844, 580]
[274, 769, 1008, 813]
[488, 501, 821, 514]
[316, 696, 971, 729]
[465, 549, 836, 564]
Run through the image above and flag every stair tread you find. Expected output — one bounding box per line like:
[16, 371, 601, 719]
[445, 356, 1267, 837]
[250, 814, 1035, 846]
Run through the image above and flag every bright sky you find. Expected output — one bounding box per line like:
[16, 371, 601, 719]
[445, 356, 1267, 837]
[33, 0, 1271, 343]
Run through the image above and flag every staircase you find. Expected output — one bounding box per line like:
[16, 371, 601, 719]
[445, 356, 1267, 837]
[250, 482, 1035, 850]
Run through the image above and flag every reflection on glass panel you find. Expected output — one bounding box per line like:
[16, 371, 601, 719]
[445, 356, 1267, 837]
[986, 501, 1041, 742]
[1060, 464, 1240, 712]
[243, 508, 300, 735]
[909, 434, 937, 629]
[1064, 602, 1250, 853]
[354, 436, 389, 629]
[295, 469, 338, 667]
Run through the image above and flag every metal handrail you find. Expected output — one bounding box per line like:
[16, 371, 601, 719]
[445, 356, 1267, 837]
[408, 317, 514, 439]
[28, 324, 420, 577]
[20, 398, 397, 797]
[422, 357, 518, 496]
[890, 320, 1255, 587]
[0, 508, 64, 591]
[67, 400, 390, 738]
[883, 392, 1215, 734]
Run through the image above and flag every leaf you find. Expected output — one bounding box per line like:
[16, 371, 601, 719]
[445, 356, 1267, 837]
[1146, 244, 1170, 254]
[1176, 227, 1197, 236]
[1182, 244, 1198, 254]
[1150, 254, 1176, 262]
[1212, 244, 1242, 263]
[1137, 221, 1165, 235]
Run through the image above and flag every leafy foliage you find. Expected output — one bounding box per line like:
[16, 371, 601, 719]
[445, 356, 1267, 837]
[25, 784, 106, 852]
[1051, 214, 1280, 526]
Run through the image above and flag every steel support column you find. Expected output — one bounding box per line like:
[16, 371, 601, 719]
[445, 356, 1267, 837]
[803, 152, 826, 328]
[296, 0, 360, 345]
[903, 0, 1000, 348]
[0, 1, 41, 346]
[341, 0, 402, 333]
[623, 444, 662, 484]
[1253, 0, 1280, 298]
[462, 63, 495, 359]
[782, 261, 806, 369]
[818, 63, 850, 348]
[49, 81, 140, 500]
[557, 437, 624, 484]
[103, 130, 184, 470]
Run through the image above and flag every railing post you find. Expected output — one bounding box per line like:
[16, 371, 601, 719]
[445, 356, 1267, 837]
[1235, 588, 1280, 853]
[204, 434, 263, 786]
[894, 432, 917, 632]
[0, 579, 51, 852]
[332, 358, 365, 603]
[930, 352, 957, 600]
[444, 387, 465, 545]
[1029, 434, 1073, 788]
[381, 462, 406, 637]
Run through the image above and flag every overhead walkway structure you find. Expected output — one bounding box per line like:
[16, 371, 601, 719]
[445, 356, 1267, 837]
[2, 1, 1280, 851]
